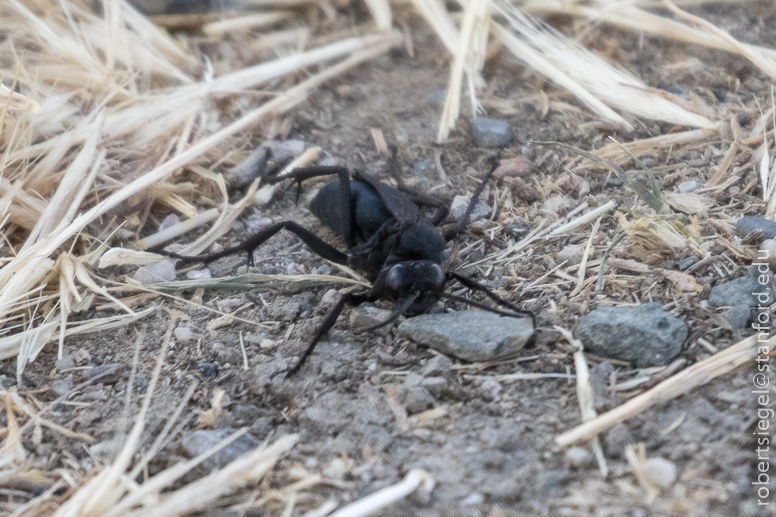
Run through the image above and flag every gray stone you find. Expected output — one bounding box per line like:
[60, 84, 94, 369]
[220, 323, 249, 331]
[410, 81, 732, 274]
[133, 260, 176, 284]
[51, 378, 73, 397]
[159, 214, 180, 232]
[398, 311, 534, 362]
[55, 355, 75, 371]
[422, 355, 452, 376]
[450, 195, 490, 222]
[575, 303, 687, 367]
[735, 216, 776, 241]
[557, 245, 583, 267]
[708, 276, 773, 307]
[724, 305, 751, 329]
[420, 376, 447, 398]
[677, 180, 698, 193]
[604, 423, 634, 458]
[404, 387, 435, 414]
[350, 304, 393, 330]
[678, 255, 699, 271]
[181, 429, 259, 472]
[471, 118, 513, 148]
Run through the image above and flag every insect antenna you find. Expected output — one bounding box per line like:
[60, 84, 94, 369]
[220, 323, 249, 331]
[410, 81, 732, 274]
[443, 153, 501, 241]
[439, 292, 530, 319]
[358, 292, 420, 333]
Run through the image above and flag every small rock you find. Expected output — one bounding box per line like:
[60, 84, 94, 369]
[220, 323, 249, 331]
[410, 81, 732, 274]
[89, 437, 124, 459]
[51, 378, 73, 397]
[133, 260, 177, 284]
[677, 180, 699, 193]
[735, 216, 776, 242]
[604, 423, 634, 458]
[493, 156, 531, 179]
[81, 364, 122, 383]
[73, 349, 91, 365]
[321, 289, 339, 305]
[737, 112, 751, 126]
[543, 195, 567, 214]
[134, 374, 149, 393]
[575, 303, 687, 367]
[643, 457, 677, 488]
[478, 378, 502, 402]
[186, 268, 212, 280]
[175, 326, 193, 342]
[196, 361, 219, 378]
[605, 178, 624, 189]
[398, 311, 534, 362]
[420, 376, 447, 398]
[564, 447, 592, 469]
[313, 264, 331, 275]
[55, 355, 75, 371]
[159, 214, 181, 232]
[181, 429, 259, 472]
[450, 195, 490, 222]
[403, 387, 435, 414]
[724, 305, 751, 329]
[590, 361, 615, 410]
[259, 339, 278, 350]
[503, 222, 529, 240]
[422, 355, 452, 376]
[758, 240, 776, 270]
[678, 256, 699, 271]
[471, 118, 513, 148]
[557, 245, 583, 267]
[708, 276, 773, 307]
[350, 304, 393, 330]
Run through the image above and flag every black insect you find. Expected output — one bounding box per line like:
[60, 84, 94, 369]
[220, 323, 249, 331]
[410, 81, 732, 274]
[155, 152, 533, 375]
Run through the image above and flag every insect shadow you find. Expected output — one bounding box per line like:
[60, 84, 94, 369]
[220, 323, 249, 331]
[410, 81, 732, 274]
[154, 151, 534, 375]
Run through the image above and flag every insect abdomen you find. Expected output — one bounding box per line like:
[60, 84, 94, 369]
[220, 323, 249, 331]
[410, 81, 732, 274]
[310, 180, 392, 240]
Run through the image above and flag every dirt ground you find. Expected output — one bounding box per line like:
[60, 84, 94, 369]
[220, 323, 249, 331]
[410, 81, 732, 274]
[7, 2, 776, 516]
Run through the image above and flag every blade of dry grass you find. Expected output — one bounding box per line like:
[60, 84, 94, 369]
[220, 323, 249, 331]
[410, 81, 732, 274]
[556, 333, 776, 446]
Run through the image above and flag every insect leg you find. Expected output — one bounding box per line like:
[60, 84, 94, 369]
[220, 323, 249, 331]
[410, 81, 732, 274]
[154, 221, 348, 266]
[445, 271, 535, 325]
[287, 290, 370, 375]
[443, 155, 500, 241]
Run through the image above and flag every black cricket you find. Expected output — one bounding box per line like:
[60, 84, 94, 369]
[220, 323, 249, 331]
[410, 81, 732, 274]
[155, 153, 533, 375]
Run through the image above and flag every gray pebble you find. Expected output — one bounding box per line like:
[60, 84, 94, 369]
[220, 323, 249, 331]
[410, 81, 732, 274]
[677, 180, 698, 193]
[420, 376, 447, 398]
[735, 216, 776, 241]
[55, 355, 75, 371]
[604, 423, 634, 458]
[724, 305, 751, 329]
[422, 355, 452, 376]
[51, 378, 73, 397]
[181, 429, 259, 472]
[471, 118, 513, 148]
[575, 303, 687, 367]
[350, 304, 393, 331]
[557, 245, 583, 267]
[133, 260, 176, 284]
[708, 276, 773, 307]
[450, 195, 490, 222]
[678, 255, 699, 271]
[398, 311, 534, 362]
[404, 387, 435, 414]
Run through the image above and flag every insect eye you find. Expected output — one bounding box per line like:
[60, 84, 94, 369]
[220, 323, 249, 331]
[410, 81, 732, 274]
[386, 265, 404, 291]
[430, 264, 444, 286]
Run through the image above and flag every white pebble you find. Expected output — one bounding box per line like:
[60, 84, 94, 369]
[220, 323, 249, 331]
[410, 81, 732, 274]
[186, 268, 212, 280]
[159, 214, 181, 232]
[557, 245, 584, 267]
[321, 289, 339, 304]
[643, 457, 677, 488]
[174, 326, 193, 342]
[133, 260, 177, 284]
[260, 339, 278, 349]
[564, 446, 592, 468]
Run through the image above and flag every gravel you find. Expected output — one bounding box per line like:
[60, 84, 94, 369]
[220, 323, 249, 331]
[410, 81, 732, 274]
[470, 118, 514, 148]
[557, 245, 583, 267]
[574, 303, 687, 367]
[181, 429, 259, 472]
[133, 260, 177, 284]
[708, 276, 773, 307]
[735, 216, 776, 241]
[398, 311, 535, 362]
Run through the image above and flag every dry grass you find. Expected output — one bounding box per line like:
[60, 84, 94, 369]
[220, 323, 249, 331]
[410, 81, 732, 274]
[1, 0, 775, 514]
